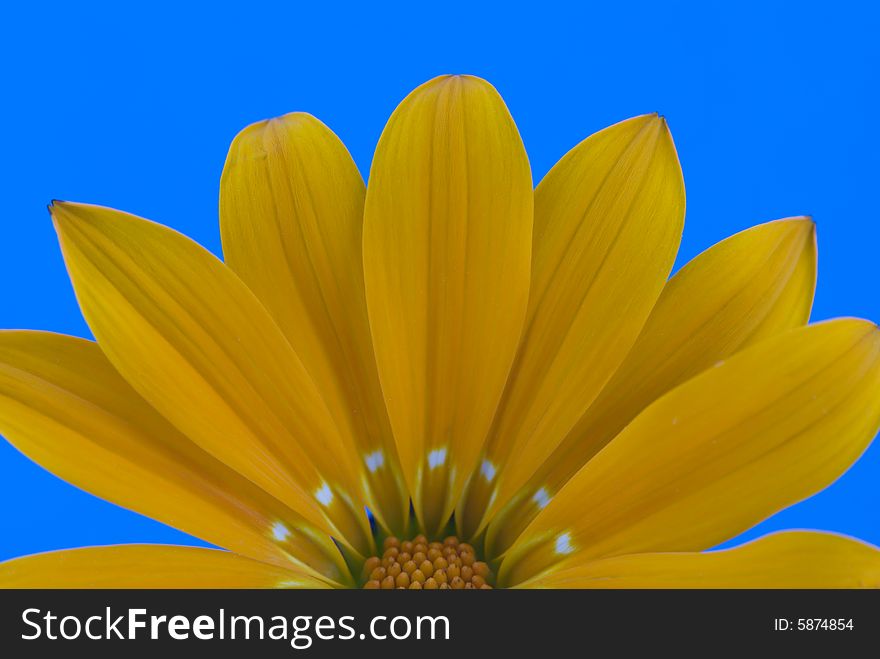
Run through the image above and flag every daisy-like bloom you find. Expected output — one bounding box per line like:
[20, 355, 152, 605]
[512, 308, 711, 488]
[2, 75, 880, 590]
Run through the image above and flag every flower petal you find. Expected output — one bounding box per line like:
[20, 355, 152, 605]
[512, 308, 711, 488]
[220, 114, 408, 534]
[0, 330, 349, 584]
[50, 201, 373, 555]
[458, 114, 685, 538]
[486, 217, 816, 556]
[363, 75, 533, 535]
[498, 319, 880, 587]
[518, 532, 880, 589]
[0, 545, 332, 588]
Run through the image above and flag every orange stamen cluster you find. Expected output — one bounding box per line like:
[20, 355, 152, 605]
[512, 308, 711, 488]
[362, 535, 493, 589]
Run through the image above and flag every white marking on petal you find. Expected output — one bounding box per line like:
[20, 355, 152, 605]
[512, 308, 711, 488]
[480, 459, 497, 482]
[365, 450, 385, 472]
[532, 487, 551, 509]
[555, 532, 575, 555]
[315, 482, 333, 506]
[277, 580, 306, 588]
[427, 447, 447, 470]
[271, 522, 291, 542]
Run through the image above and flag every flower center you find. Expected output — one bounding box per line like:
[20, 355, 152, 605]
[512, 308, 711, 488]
[361, 534, 493, 589]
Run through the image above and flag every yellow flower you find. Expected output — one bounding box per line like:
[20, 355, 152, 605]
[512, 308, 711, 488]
[2, 75, 880, 589]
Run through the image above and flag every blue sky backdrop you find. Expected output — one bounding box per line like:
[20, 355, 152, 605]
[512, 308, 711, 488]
[1, 1, 878, 560]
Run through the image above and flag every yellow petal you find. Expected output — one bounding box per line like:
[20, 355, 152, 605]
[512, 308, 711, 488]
[0, 545, 332, 588]
[220, 113, 407, 534]
[50, 201, 373, 555]
[498, 319, 880, 586]
[362, 75, 533, 535]
[457, 114, 686, 538]
[518, 532, 880, 588]
[486, 217, 816, 556]
[0, 330, 349, 584]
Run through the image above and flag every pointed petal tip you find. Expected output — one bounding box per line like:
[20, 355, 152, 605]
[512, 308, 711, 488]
[48, 199, 86, 216]
[832, 317, 880, 344]
[817, 316, 880, 339]
[48, 200, 92, 234]
[47, 199, 69, 216]
[767, 215, 816, 237]
[782, 214, 815, 226]
[657, 114, 673, 137]
[47, 199, 72, 227]
[631, 113, 675, 148]
[800, 215, 817, 238]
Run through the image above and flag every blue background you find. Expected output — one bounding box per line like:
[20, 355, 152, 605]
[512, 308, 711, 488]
[1, 1, 878, 561]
